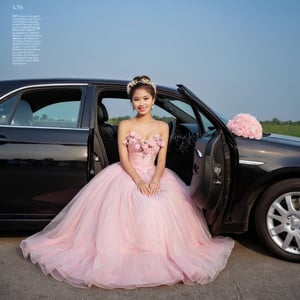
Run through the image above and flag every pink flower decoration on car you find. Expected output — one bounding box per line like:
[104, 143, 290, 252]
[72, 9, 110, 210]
[227, 113, 263, 140]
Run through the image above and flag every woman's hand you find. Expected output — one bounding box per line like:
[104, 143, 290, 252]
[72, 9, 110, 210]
[149, 180, 160, 195]
[135, 179, 160, 196]
[136, 180, 151, 196]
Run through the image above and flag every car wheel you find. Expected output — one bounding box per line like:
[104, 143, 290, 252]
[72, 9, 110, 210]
[255, 179, 300, 262]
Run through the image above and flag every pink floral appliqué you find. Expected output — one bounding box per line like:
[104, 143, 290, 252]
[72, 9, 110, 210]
[227, 113, 263, 140]
[123, 131, 164, 154]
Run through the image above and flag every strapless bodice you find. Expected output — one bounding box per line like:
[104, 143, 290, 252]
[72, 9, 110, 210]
[123, 131, 165, 171]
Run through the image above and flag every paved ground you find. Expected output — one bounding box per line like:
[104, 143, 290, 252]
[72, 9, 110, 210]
[0, 231, 299, 300]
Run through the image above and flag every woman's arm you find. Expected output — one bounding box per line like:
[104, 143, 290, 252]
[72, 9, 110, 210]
[149, 122, 169, 195]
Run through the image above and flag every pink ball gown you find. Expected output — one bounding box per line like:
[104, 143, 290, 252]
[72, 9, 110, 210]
[20, 131, 234, 289]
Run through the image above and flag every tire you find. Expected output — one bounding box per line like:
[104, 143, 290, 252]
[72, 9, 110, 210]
[255, 178, 300, 262]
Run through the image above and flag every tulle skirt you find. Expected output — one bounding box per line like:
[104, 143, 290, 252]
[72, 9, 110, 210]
[20, 163, 234, 288]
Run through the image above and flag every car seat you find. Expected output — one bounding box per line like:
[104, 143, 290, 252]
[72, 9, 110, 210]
[97, 102, 119, 163]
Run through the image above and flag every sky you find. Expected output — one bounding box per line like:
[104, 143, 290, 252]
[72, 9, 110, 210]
[0, 0, 299, 121]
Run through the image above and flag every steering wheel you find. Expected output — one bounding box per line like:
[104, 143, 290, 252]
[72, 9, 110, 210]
[168, 118, 177, 148]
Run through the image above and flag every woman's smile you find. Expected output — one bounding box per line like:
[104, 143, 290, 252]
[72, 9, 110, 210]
[137, 106, 147, 112]
[132, 88, 154, 115]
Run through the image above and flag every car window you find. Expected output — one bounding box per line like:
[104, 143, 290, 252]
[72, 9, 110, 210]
[0, 94, 19, 125]
[33, 101, 80, 128]
[102, 98, 133, 124]
[200, 112, 215, 132]
[0, 87, 83, 128]
[167, 99, 195, 118]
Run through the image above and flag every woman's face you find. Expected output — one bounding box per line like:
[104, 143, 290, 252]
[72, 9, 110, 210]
[131, 88, 155, 115]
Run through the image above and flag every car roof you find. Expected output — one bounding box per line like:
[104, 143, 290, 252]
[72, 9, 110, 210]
[0, 78, 178, 98]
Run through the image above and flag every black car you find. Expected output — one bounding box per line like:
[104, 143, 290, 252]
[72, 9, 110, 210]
[0, 78, 299, 262]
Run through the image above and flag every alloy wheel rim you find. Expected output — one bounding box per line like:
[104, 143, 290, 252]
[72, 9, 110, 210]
[266, 192, 300, 255]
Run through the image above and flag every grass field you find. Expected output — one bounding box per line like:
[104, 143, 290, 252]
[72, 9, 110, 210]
[261, 123, 300, 138]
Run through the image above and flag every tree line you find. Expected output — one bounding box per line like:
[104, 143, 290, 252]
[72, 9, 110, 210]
[262, 118, 300, 124]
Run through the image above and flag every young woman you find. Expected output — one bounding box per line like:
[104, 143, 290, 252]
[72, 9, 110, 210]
[20, 76, 234, 289]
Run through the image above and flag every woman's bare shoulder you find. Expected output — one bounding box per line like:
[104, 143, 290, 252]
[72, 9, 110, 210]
[118, 119, 133, 136]
[119, 119, 134, 128]
[155, 120, 169, 133]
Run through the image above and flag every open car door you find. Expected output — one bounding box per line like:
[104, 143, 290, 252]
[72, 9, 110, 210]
[190, 130, 236, 234]
[178, 85, 238, 234]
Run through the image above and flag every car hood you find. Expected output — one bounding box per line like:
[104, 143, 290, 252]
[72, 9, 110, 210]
[236, 134, 300, 164]
[264, 133, 300, 147]
[236, 132, 300, 169]
[237, 133, 300, 151]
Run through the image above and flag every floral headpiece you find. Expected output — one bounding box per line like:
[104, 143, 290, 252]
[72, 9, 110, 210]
[127, 78, 156, 94]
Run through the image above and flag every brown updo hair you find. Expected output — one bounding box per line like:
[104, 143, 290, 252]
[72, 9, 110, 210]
[127, 75, 156, 100]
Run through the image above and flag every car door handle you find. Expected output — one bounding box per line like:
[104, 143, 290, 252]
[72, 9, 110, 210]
[214, 166, 222, 177]
[0, 135, 8, 145]
[213, 179, 222, 185]
[93, 154, 100, 162]
[195, 149, 202, 158]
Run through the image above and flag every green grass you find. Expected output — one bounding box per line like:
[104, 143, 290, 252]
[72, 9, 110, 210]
[261, 123, 300, 138]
